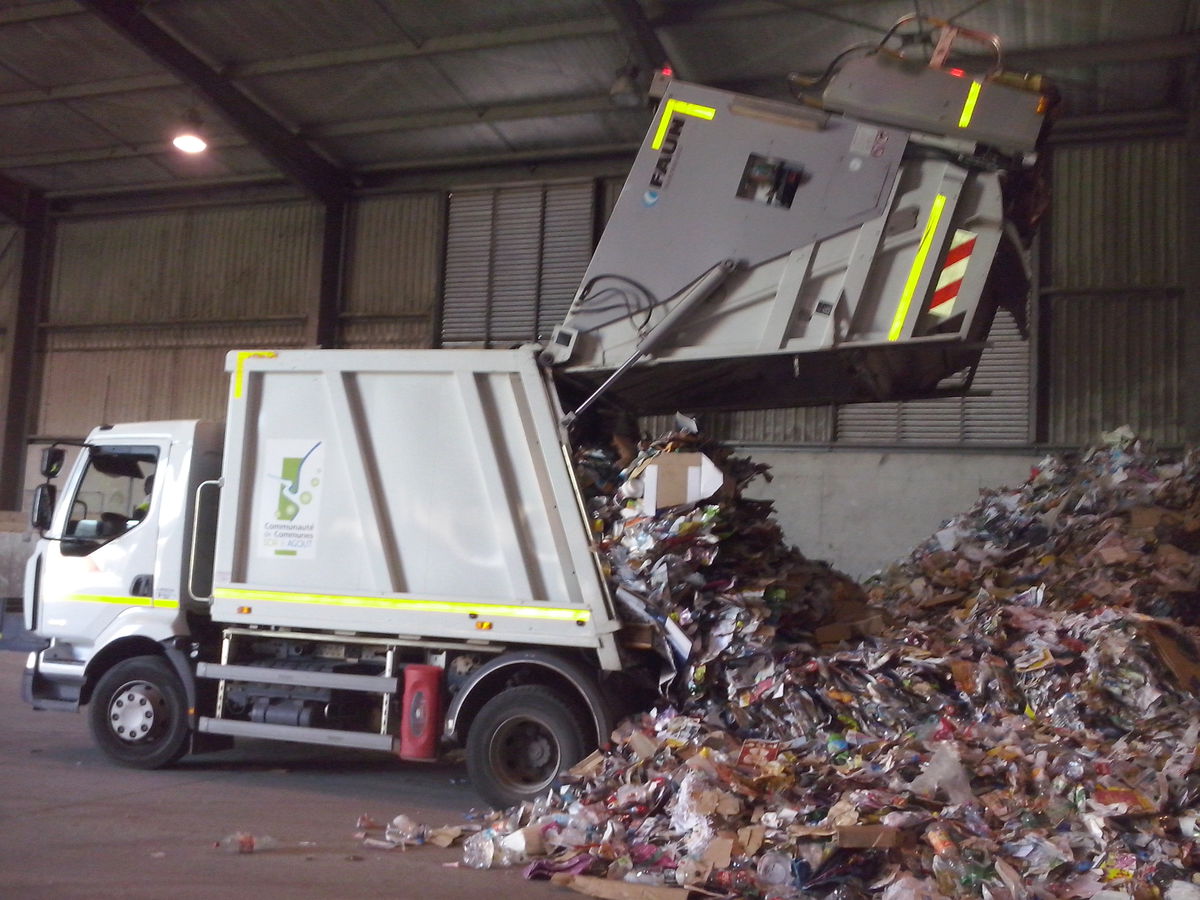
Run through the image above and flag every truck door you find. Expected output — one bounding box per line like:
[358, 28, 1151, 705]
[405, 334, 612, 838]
[37, 443, 168, 646]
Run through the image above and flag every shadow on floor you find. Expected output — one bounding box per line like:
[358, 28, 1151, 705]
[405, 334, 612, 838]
[0, 599, 46, 652]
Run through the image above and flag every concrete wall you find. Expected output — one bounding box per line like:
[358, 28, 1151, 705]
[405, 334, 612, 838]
[748, 447, 1042, 580]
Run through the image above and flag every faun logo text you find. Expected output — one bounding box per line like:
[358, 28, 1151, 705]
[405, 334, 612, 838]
[649, 117, 684, 189]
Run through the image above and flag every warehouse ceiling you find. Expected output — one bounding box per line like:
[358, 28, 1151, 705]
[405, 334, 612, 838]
[0, 0, 1198, 220]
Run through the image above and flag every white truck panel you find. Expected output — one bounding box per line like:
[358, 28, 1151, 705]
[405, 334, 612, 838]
[210, 348, 620, 664]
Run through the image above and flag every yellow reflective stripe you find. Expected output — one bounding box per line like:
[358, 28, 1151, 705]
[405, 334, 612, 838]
[70, 594, 151, 607]
[958, 80, 982, 129]
[233, 350, 278, 399]
[888, 194, 947, 342]
[213, 588, 590, 623]
[651, 98, 717, 150]
[68, 594, 179, 609]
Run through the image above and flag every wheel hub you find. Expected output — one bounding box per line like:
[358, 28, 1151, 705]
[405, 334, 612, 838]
[492, 717, 559, 789]
[107, 680, 166, 743]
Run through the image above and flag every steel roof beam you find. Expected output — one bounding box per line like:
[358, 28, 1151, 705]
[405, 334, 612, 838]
[0, 189, 49, 509]
[311, 201, 345, 349]
[650, 0, 894, 27]
[310, 95, 622, 138]
[0, 93, 635, 168]
[602, 0, 672, 72]
[766, 0, 891, 33]
[0, 18, 619, 109]
[1001, 34, 1200, 70]
[0, 1, 82, 26]
[76, 0, 351, 205]
[0, 20, 1193, 111]
[0, 136, 249, 169]
[0, 171, 43, 226]
[230, 18, 617, 78]
[1182, 56, 1200, 442]
[0, 73, 177, 108]
[3, 17, 1193, 176]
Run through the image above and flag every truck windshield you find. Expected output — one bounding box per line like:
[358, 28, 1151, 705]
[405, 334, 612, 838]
[63, 445, 160, 545]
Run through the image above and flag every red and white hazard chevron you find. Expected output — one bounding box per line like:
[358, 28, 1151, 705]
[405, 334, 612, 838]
[928, 229, 977, 319]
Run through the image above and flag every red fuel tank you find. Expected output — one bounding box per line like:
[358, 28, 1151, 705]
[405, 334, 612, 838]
[399, 664, 442, 761]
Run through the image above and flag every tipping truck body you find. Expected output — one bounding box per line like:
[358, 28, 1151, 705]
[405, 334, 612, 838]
[548, 27, 1050, 417]
[22, 24, 1052, 808]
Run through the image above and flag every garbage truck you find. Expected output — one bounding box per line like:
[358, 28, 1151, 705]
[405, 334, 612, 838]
[22, 21, 1053, 807]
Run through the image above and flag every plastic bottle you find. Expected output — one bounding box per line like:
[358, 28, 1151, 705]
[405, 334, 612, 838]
[494, 827, 538, 866]
[623, 868, 678, 886]
[756, 851, 793, 887]
[924, 824, 965, 896]
[385, 814, 427, 845]
[215, 832, 280, 854]
[623, 868, 667, 885]
[461, 830, 498, 868]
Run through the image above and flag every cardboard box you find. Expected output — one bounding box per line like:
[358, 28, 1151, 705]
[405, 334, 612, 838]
[1141, 619, 1200, 695]
[835, 825, 905, 848]
[635, 453, 724, 511]
[619, 623, 657, 650]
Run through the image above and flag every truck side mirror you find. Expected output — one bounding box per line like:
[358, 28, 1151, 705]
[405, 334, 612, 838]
[41, 447, 65, 478]
[31, 483, 57, 531]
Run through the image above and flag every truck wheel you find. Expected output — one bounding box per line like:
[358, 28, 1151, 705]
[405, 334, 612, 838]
[88, 656, 190, 769]
[466, 685, 589, 809]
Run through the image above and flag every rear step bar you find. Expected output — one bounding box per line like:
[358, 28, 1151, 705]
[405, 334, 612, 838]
[196, 662, 398, 693]
[197, 717, 396, 751]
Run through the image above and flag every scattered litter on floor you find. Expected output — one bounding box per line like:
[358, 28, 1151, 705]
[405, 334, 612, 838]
[214, 832, 281, 853]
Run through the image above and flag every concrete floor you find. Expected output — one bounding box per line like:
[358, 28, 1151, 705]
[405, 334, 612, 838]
[0, 648, 564, 900]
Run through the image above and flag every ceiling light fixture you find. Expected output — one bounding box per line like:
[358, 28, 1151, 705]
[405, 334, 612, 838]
[172, 108, 207, 154]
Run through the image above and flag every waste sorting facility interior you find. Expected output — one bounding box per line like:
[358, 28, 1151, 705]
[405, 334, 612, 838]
[2, 5, 1200, 897]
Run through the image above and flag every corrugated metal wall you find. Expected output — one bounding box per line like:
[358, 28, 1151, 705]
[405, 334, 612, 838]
[41, 202, 322, 435]
[644, 407, 833, 445]
[341, 192, 443, 348]
[51, 203, 323, 323]
[704, 407, 833, 445]
[1048, 292, 1183, 444]
[39, 323, 301, 436]
[836, 310, 1030, 445]
[1046, 138, 1185, 445]
[0, 226, 17, 312]
[1050, 140, 1181, 291]
[601, 176, 624, 223]
[441, 181, 594, 347]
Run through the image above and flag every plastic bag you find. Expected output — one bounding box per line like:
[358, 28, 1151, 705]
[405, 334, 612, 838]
[907, 743, 975, 805]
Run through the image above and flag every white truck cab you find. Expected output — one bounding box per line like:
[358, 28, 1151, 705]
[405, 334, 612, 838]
[26, 422, 222, 706]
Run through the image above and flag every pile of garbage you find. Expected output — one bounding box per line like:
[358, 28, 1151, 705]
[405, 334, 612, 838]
[410, 431, 1200, 898]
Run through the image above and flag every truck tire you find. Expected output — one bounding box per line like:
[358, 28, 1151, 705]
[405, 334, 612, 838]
[466, 685, 589, 809]
[88, 656, 190, 769]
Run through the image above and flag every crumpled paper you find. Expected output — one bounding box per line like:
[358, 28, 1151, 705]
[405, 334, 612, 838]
[394, 432, 1200, 899]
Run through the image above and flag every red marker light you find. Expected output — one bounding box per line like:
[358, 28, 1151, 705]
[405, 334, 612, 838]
[660, 65, 674, 78]
[947, 67, 966, 78]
